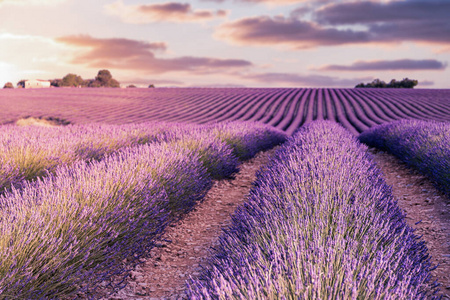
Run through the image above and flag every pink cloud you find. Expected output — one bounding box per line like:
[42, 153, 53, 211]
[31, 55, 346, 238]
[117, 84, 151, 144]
[215, 1, 450, 49]
[201, 0, 308, 4]
[215, 16, 369, 49]
[105, 1, 227, 24]
[56, 35, 252, 74]
[0, 0, 66, 6]
[317, 59, 447, 71]
[242, 72, 372, 87]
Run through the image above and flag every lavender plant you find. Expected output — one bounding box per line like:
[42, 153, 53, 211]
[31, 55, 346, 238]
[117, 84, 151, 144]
[187, 121, 438, 299]
[359, 119, 450, 197]
[0, 121, 286, 192]
[0, 143, 211, 299]
[169, 132, 239, 180]
[208, 121, 287, 160]
[0, 122, 173, 192]
[0, 120, 285, 298]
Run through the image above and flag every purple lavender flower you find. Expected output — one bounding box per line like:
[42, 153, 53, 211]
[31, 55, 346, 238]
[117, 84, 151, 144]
[359, 119, 450, 197]
[188, 120, 439, 299]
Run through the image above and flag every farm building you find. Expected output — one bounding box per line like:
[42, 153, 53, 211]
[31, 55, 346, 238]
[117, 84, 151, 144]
[23, 80, 51, 88]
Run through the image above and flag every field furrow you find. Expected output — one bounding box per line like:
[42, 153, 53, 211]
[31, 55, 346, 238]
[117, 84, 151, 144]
[1, 88, 449, 135]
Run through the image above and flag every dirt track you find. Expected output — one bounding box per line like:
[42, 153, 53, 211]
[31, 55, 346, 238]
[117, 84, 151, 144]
[94, 147, 449, 300]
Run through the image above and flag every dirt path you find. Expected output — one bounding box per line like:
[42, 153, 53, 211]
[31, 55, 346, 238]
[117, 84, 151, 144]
[370, 148, 450, 299]
[94, 147, 449, 300]
[94, 148, 276, 300]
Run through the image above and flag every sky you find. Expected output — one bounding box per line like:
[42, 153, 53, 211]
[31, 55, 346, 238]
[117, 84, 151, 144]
[0, 0, 449, 88]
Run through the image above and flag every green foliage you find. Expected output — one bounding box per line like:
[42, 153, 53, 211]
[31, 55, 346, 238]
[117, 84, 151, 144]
[2, 82, 14, 89]
[61, 73, 84, 87]
[127, 85, 137, 88]
[16, 80, 26, 88]
[148, 84, 155, 88]
[355, 78, 418, 88]
[91, 70, 120, 88]
[50, 79, 62, 87]
[49, 70, 121, 88]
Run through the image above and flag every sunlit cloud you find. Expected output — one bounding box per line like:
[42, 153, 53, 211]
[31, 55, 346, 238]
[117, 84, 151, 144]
[215, 16, 369, 49]
[0, 0, 66, 6]
[56, 35, 253, 74]
[215, 0, 450, 50]
[120, 77, 185, 87]
[105, 0, 227, 24]
[242, 72, 372, 87]
[0, 33, 72, 86]
[317, 59, 447, 71]
[201, 0, 308, 4]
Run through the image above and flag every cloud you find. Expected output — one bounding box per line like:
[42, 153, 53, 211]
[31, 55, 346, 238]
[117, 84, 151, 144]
[201, 0, 307, 4]
[315, 1, 450, 25]
[318, 59, 447, 71]
[242, 72, 371, 87]
[315, 1, 450, 45]
[0, 0, 65, 6]
[215, 0, 450, 49]
[215, 16, 369, 49]
[105, 0, 227, 24]
[418, 80, 434, 87]
[121, 78, 185, 87]
[55, 35, 252, 74]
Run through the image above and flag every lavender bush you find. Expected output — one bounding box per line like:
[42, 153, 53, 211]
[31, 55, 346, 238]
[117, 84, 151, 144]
[188, 121, 438, 299]
[208, 121, 287, 160]
[0, 121, 286, 192]
[0, 143, 211, 298]
[0, 122, 173, 192]
[0, 120, 285, 298]
[359, 119, 450, 197]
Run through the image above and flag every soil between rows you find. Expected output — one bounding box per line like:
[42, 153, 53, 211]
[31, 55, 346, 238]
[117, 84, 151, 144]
[94, 148, 277, 299]
[94, 147, 449, 300]
[369, 148, 450, 299]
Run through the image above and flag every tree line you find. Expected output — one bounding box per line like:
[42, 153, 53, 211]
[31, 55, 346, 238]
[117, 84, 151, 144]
[50, 70, 120, 88]
[355, 78, 418, 88]
[3, 70, 121, 88]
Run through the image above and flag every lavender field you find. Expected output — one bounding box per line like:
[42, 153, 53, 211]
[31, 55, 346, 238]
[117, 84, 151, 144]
[0, 88, 449, 299]
[188, 121, 439, 299]
[1, 88, 449, 135]
[0, 121, 286, 298]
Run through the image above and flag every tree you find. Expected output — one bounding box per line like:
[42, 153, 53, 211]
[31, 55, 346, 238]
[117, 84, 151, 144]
[61, 73, 84, 87]
[3, 82, 14, 89]
[89, 69, 120, 88]
[17, 80, 26, 88]
[148, 84, 155, 88]
[50, 79, 62, 87]
[127, 85, 137, 88]
[355, 78, 418, 88]
[399, 78, 418, 88]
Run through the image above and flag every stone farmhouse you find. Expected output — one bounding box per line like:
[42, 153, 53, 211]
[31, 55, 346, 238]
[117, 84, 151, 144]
[23, 79, 51, 88]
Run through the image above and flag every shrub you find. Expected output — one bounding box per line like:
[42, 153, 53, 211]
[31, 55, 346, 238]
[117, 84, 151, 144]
[2, 82, 14, 89]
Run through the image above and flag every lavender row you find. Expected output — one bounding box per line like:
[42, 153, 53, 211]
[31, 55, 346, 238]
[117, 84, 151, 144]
[359, 119, 450, 197]
[0, 122, 286, 298]
[0, 122, 172, 192]
[2, 88, 450, 136]
[0, 121, 286, 192]
[188, 121, 438, 299]
[0, 143, 214, 299]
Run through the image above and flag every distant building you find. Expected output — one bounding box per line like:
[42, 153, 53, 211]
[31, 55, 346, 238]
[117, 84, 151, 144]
[23, 80, 51, 88]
